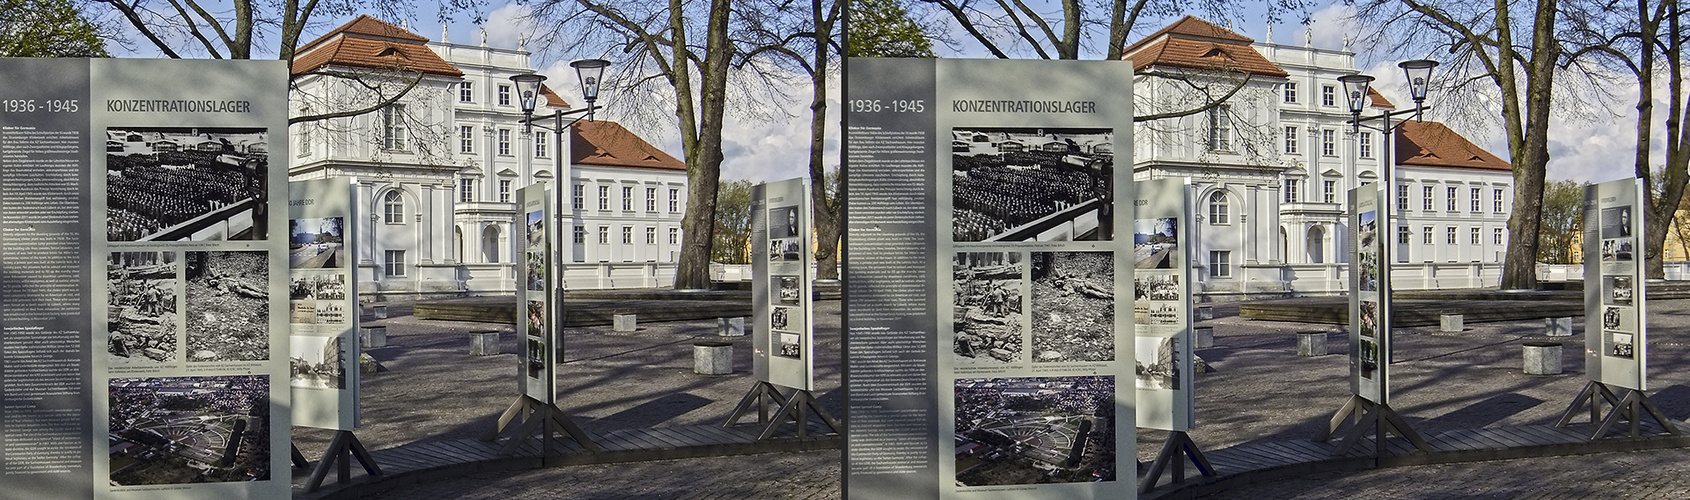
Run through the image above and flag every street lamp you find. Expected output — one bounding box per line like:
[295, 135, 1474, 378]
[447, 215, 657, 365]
[510, 59, 612, 302]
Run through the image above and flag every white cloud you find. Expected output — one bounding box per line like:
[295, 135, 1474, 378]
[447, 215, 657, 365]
[1303, 4, 1362, 51]
[480, 4, 537, 49]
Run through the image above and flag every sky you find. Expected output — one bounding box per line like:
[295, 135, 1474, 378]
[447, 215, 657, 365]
[107, 1, 1651, 186]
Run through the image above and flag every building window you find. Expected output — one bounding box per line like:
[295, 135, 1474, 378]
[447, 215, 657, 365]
[1284, 126, 1298, 154]
[1209, 251, 1231, 278]
[1284, 179, 1299, 203]
[622, 186, 633, 211]
[598, 186, 610, 211]
[381, 104, 406, 150]
[1398, 226, 1411, 244]
[1470, 188, 1481, 212]
[497, 129, 511, 156]
[1446, 186, 1458, 211]
[499, 180, 512, 203]
[459, 178, 474, 203]
[621, 226, 633, 244]
[1471, 227, 1481, 245]
[459, 125, 474, 154]
[598, 226, 609, 244]
[1359, 132, 1372, 158]
[1423, 186, 1434, 211]
[1208, 191, 1229, 225]
[668, 227, 679, 244]
[1494, 228, 1504, 245]
[646, 187, 657, 212]
[459, 81, 473, 103]
[646, 227, 656, 245]
[573, 184, 584, 210]
[1284, 82, 1297, 103]
[669, 188, 680, 212]
[1323, 180, 1336, 204]
[498, 84, 511, 106]
[383, 191, 403, 224]
[1423, 226, 1434, 245]
[384, 250, 405, 276]
[1494, 189, 1505, 213]
[297, 123, 312, 157]
[1322, 85, 1336, 106]
[1447, 227, 1457, 244]
[1397, 185, 1409, 211]
[1208, 105, 1232, 151]
[1321, 129, 1335, 156]
[573, 226, 585, 244]
[535, 132, 548, 158]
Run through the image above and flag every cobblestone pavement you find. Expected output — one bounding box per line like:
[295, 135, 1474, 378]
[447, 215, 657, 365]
[370, 450, 842, 500]
[1200, 447, 1690, 499]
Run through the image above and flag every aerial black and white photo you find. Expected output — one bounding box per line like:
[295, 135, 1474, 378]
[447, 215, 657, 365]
[952, 127, 1113, 242]
[107, 252, 178, 365]
[106, 127, 268, 242]
[184, 251, 270, 362]
[108, 375, 271, 485]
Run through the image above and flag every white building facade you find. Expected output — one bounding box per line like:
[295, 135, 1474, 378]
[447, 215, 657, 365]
[288, 16, 686, 299]
[1126, 17, 1513, 299]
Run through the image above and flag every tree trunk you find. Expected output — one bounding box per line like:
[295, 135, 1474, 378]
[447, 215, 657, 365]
[673, 0, 734, 290]
[808, 0, 841, 280]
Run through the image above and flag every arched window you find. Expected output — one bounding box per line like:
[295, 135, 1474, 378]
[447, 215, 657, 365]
[384, 191, 404, 224]
[1208, 191, 1229, 225]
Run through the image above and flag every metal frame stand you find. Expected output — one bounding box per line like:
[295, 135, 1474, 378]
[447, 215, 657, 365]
[483, 395, 601, 457]
[1556, 381, 1679, 439]
[301, 430, 384, 493]
[724, 381, 842, 440]
[290, 443, 310, 469]
[1318, 395, 1430, 457]
[1137, 430, 1214, 493]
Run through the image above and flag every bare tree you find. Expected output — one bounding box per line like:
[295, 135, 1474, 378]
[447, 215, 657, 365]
[912, 0, 1309, 60]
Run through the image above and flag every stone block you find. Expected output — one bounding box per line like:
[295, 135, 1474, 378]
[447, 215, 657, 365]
[693, 342, 733, 375]
[1196, 306, 1214, 321]
[1523, 342, 1563, 375]
[1440, 313, 1463, 332]
[469, 330, 500, 356]
[1545, 317, 1573, 337]
[359, 325, 387, 350]
[717, 317, 747, 337]
[614, 313, 637, 332]
[359, 353, 379, 374]
[1194, 326, 1214, 350]
[372, 305, 388, 319]
[1297, 331, 1328, 357]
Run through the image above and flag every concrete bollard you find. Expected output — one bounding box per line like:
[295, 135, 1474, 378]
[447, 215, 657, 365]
[359, 353, 379, 374]
[693, 341, 734, 375]
[1440, 313, 1464, 332]
[1196, 306, 1214, 321]
[717, 317, 747, 337]
[372, 305, 388, 319]
[1545, 317, 1573, 337]
[613, 313, 637, 332]
[1523, 342, 1563, 375]
[469, 330, 500, 356]
[1194, 326, 1214, 349]
[359, 325, 387, 349]
[1297, 331, 1328, 357]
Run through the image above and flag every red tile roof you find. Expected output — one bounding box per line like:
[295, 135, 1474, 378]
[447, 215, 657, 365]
[540, 84, 570, 108]
[1367, 88, 1394, 109]
[1395, 120, 1510, 172]
[571, 120, 685, 172]
[1122, 16, 1287, 78]
[292, 15, 462, 78]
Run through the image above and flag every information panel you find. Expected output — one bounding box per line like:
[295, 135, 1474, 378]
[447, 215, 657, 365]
[288, 177, 359, 430]
[845, 57, 1135, 500]
[1, 58, 291, 500]
[1584, 178, 1647, 391]
[1133, 178, 1192, 432]
[753, 178, 815, 391]
[1349, 186, 1389, 404]
[518, 185, 557, 403]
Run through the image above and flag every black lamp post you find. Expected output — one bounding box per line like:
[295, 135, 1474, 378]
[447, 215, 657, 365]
[510, 59, 611, 292]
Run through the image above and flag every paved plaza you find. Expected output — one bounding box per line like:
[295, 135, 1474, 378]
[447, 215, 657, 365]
[303, 296, 1690, 498]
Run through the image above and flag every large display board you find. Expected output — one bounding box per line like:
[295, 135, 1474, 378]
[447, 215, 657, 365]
[0, 58, 291, 499]
[1133, 178, 1193, 431]
[753, 178, 815, 391]
[1349, 186, 1389, 403]
[1584, 178, 1647, 391]
[288, 177, 359, 430]
[518, 185, 557, 403]
[845, 57, 1135, 500]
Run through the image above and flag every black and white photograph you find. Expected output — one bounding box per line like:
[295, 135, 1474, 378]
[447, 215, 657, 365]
[1133, 301, 1180, 326]
[108, 375, 271, 485]
[1611, 332, 1636, 358]
[770, 306, 794, 332]
[1603, 305, 1631, 331]
[289, 273, 344, 302]
[774, 275, 802, 306]
[1601, 206, 1633, 239]
[1602, 237, 1635, 262]
[1135, 336, 1181, 390]
[289, 335, 345, 390]
[1030, 252, 1115, 362]
[1135, 274, 1180, 302]
[1359, 338, 1380, 379]
[769, 237, 802, 262]
[1608, 276, 1635, 305]
[107, 251, 178, 365]
[106, 127, 268, 242]
[527, 300, 545, 338]
[288, 217, 344, 269]
[1358, 300, 1379, 338]
[1133, 218, 1177, 269]
[315, 302, 347, 324]
[769, 205, 801, 239]
[1357, 210, 1379, 291]
[954, 376, 1115, 486]
[952, 127, 1114, 242]
[526, 210, 545, 291]
[953, 252, 1024, 364]
[184, 251, 270, 362]
[778, 332, 802, 359]
[527, 338, 547, 379]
